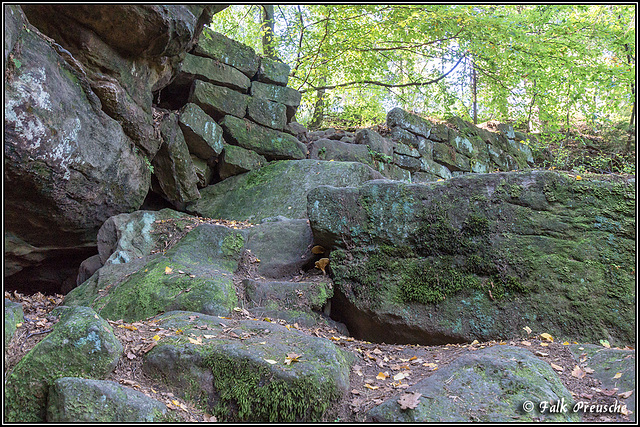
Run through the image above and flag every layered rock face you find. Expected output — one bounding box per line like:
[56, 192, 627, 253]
[308, 171, 635, 346]
[4, 5, 220, 291]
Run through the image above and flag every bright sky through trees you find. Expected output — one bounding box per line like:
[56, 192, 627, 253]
[209, 5, 635, 132]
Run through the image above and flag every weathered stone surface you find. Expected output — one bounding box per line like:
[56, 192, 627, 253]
[188, 159, 384, 222]
[244, 218, 315, 279]
[368, 346, 580, 422]
[257, 56, 290, 86]
[569, 344, 636, 420]
[393, 153, 422, 172]
[432, 142, 471, 171]
[4, 5, 24, 62]
[355, 128, 395, 158]
[5, 306, 122, 422]
[250, 81, 302, 120]
[96, 209, 188, 265]
[220, 115, 306, 160]
[66, 223, 242, 322]
[4, 298, 24, 351]
[308, 171, 635, 346]
[387, 107, 431, 138]
[178, 103, 224, 160]
[176, 53, 251, 92]
[377, 163, 412, 182]
[193, 27, 260, 78]
[76, 254, 103, 287]
[47, 377, 167, 422]
[246, 97, 287, 130]
[310, 139, 373, 166]
[394, 142, 420, 158]
[189, 79, 249, 120]
[420, 157, 452, 179]
[153, 110, 201, 204]
[143, 311, 352, 422]
[21, 5, 214, 158]
[4, 17, 150, 283]
[243, 279, 333, 326]
[218, 143, 267, 180]
[23, 5, 216, 58]
[284, 121, 309, 143]
[190, 154, 214, 187]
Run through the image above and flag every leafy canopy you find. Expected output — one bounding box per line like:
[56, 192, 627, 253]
[209, 5, 635, 132]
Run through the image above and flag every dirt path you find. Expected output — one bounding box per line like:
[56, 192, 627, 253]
[4, 291, 634, 422]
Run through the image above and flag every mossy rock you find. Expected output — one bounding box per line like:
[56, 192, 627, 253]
[66, 224, 242, 322]
[4, 298, 24, 351]
[143, 311, 352, 422]
[308, 171, 635, 346]
[4, 306, 122, 422]
[368, 345, 581, 422]
[187, 159, 383, 222]
[47, 377, 168, 422]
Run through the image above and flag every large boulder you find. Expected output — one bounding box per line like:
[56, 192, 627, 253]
[21, 5, 220, 157]
[47, 377, 167, 422]
[4, 12, 150, 288]
[4, 306, 123, 422]
[368, 345, 580, 422]
[143, 311, 352, 422]
[4, 298, 24, 352]
[65, 223, 243, 322]
[187, 159, 384, 222]
[308, 171, 635, 346]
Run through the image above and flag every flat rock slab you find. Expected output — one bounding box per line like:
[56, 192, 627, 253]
[193, 28, 260, 78]
[187, 159, 383, 222]
[178, 103, 224, 160]
[4, 306, 122, 422]
[143, 311, 352, 422]
[220, 115, 306, 160]
[244, 218, 315, 279]
[368, 345, 580, 422]
[47, 377, 167, 422]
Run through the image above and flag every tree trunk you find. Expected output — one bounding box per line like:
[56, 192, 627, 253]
[472, 60, 478, 125]
[308, 78, 326, 130]
[261, 5, 277, 59]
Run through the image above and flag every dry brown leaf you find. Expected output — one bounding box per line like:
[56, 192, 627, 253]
[376, 371, 389, 380]
[521, 340, 532, 346]
[618, 390, 633, 399]
[550, 363, 563, 372]
[540, 333, 554, 342]
[364, 383, 379, 390]
[398, 391, 422, 410]
[571, 365, 586, 378]
[583, 367, 595, 374]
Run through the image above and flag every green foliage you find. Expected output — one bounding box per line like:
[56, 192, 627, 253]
[210, 5, 635, 133]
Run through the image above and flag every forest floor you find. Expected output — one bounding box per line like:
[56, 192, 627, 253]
[5, 290, 635, 423]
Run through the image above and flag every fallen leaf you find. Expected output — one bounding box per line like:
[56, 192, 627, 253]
[535, 351, 549, 357]
[600, 339, 611, 348]
[315, 258, 329, 274]
[203, 414, 217, 422]
[364, 383, 379, 390]
[523, 326, 532, 335]
[470, 340, 479, 345]
[164, 266, 173, 275]
[521, 340, 532, 346]
[376, 372, 389, 380]
[540, 343, 549, 347]
[351, 389, 361, 395]
[562, 341, 570, 345]
[285, 353, 301, 365]
[619, 390, 633, 399]
[118, 324, 138, 331]
[264, 359, 277, 364]
[126, 352, 136, 360]
[152, 335, 161, 341]
[397, 392, 422, 410]
[550, 363, 563, 372]
[601, 389, 618, 396]
[540, 333, 554, 342]
[583, 367, 595, 374]
[613, 372, 622, 379]
[571, 366, 586, 378]
[394, 372, 409, 381]
[188, 337, 203, 345]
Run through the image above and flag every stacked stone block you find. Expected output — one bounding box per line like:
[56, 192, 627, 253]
[151, 28, 305, 207]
